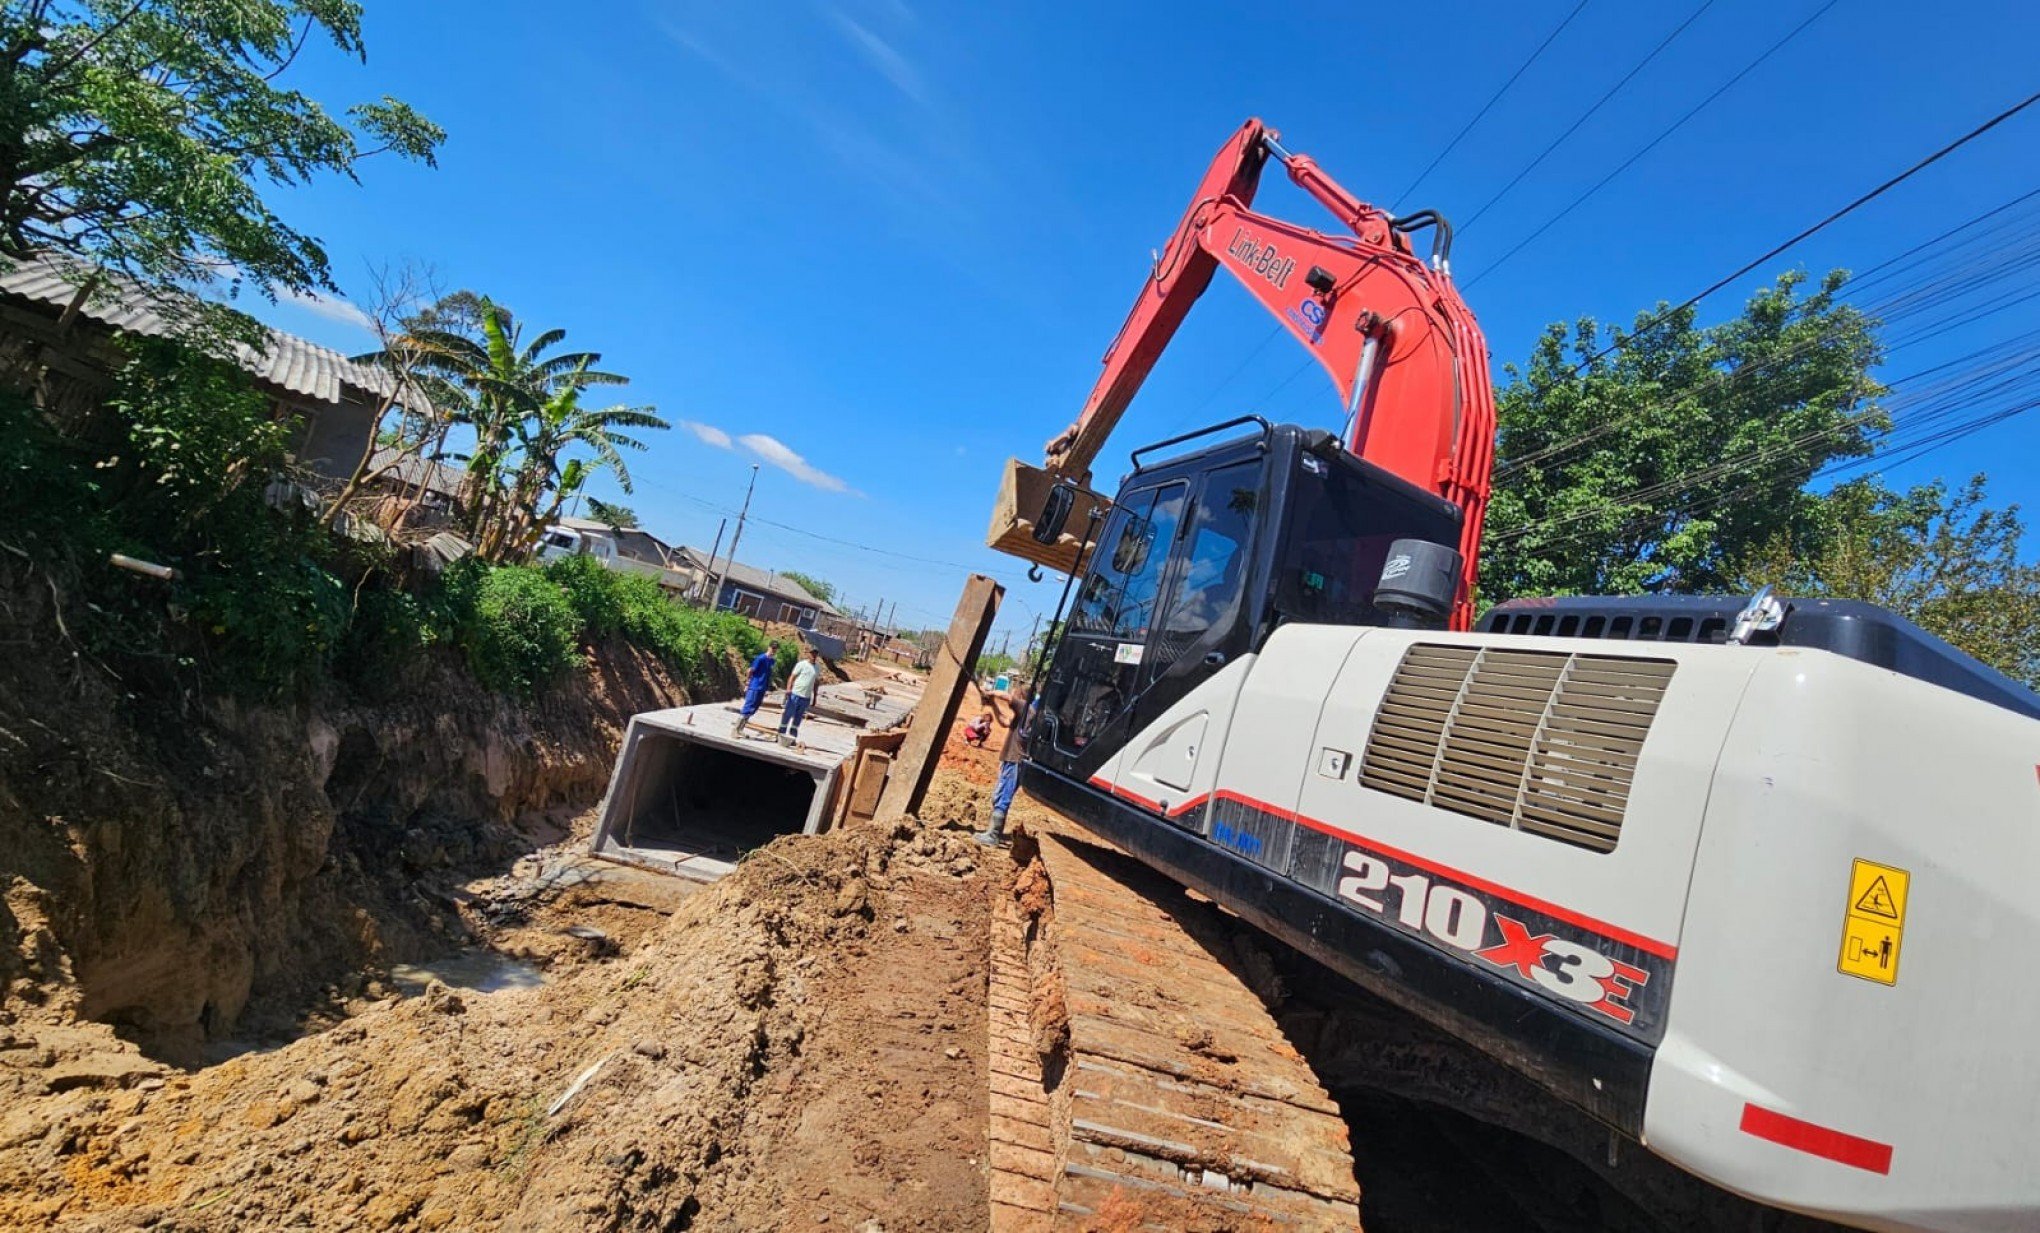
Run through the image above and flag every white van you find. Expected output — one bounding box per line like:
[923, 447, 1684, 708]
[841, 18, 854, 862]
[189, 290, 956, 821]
[537, 525, 617, 565]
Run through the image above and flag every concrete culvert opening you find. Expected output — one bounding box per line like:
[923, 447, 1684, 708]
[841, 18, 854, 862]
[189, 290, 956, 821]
[591, 709, 841, 882]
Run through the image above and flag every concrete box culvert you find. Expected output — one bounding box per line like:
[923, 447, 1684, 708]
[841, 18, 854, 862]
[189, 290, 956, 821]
[590, 705, 848, 882]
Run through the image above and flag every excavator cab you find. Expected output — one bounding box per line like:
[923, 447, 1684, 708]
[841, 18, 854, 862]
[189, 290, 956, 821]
[1030, 418, 1462, 796]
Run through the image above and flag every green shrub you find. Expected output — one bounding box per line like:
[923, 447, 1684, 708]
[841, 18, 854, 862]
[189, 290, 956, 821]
[454, 565, 581, 694]
[182, 552, 350, 695]
[338, 585, 435, 696]
[541, 555, 768, 688]
[544, 554, 634, 637]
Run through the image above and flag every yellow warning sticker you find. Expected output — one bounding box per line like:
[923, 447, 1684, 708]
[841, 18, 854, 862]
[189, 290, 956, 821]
[1837, 859, 1910, 986]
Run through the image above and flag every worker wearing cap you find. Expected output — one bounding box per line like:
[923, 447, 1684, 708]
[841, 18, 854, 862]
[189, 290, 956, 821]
[976, 682, 1034, 847]
[779, 649, 821, 746]
[733, 644, 777, 738]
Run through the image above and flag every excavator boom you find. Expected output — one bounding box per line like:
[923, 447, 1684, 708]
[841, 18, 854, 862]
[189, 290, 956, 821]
[990, 118, 1495, 627]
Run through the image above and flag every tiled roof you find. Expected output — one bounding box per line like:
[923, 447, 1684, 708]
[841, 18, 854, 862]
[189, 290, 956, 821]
[0, 256, 399, 405]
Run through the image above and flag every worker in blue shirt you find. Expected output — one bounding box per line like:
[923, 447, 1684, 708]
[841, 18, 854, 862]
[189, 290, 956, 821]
[733, 644, 777, 738]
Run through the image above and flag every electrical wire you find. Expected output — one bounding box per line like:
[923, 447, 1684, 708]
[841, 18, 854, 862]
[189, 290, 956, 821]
[1463, 0, 1842, 291]
[1491, 183, 2040, 480]
[1461, 0, 1718, 233]
[1487, 329, 2040, 555]
[1390, 0, 1592, 209]
[1551, 86, 2040, 359]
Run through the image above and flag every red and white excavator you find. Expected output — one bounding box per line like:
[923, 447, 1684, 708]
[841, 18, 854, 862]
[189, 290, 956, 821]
[988, 119, 2040, 1232]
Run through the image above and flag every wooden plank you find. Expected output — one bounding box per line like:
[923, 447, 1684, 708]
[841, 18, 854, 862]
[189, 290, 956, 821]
[875, 573, 1003, 820]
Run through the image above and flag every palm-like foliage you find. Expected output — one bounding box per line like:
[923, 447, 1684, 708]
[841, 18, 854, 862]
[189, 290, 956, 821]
[394, 295, 666, 560]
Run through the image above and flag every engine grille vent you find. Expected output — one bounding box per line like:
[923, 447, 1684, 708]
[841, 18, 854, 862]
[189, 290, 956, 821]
[1360, 644, 1676, 853]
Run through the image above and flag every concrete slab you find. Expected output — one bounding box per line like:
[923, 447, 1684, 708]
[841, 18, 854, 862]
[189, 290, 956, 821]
[588, 683, 914, 883]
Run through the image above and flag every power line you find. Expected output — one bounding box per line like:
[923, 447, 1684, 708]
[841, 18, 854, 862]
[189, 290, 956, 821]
[1560, 87, 2040, 363]
[1240, 0, 1836, 431]
[1491, 182, 2040, 480]
[1461, 0, 1718, 233]
[1489, 329, 2040, 552]
[1390, 0, 1592, 209]
[1464, 0, 1841, 290]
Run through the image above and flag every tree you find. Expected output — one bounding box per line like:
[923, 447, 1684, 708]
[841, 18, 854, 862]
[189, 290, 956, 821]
[0, 1, 442, 298]
[778, 570, 836, 604]
[318, 262, 455, 530]
[495, 373, 665, 559]
[399, 296, 664, 561]
[586, 498, 638, 529]
[1480, 271, 1885, 606]
[1736, 476, 2040, 687]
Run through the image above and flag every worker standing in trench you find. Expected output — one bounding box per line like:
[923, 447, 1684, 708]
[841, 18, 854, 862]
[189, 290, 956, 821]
[779, 648, 821, 746]
[975, 682, 1034, 847]
[732, 644, 778, 738]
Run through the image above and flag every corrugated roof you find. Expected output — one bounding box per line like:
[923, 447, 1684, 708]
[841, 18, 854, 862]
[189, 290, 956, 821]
[0, 256, 400, 405]
[369, 447, 466, 500]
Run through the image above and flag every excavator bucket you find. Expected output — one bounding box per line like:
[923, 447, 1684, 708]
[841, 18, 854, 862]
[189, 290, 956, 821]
[985, 457, 1112, 576]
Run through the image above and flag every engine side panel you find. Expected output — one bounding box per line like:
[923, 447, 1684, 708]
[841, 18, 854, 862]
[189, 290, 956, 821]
[1070, 624, 1759, 1129]
[1647, 652, 2040, 1232]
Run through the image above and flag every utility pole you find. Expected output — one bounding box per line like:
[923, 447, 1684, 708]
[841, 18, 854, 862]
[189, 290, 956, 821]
[708, 465, 759, 613]
[697, 517, 726, 602]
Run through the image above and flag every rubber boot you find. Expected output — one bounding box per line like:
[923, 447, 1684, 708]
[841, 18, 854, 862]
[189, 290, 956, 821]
[778, 731, 795, 747]
[974, 809, 1008, 848]
[731, 715, 748, 739]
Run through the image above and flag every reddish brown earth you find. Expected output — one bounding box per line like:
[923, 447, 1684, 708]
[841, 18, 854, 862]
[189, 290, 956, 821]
[0, 788, 994, 1231]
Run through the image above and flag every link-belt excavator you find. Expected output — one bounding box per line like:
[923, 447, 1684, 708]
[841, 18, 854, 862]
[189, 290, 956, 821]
[986, 118, 2040, 1232]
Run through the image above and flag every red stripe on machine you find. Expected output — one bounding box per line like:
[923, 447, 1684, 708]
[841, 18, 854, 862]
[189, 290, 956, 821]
[1739, 1103, 1893, 1175]
[1085, 776, 1676, 960]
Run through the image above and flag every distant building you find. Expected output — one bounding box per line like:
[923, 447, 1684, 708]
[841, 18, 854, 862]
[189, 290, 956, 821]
[672, 547, 837, 630]
[559, 516, 677, 569]
[0, 255, 412, 482]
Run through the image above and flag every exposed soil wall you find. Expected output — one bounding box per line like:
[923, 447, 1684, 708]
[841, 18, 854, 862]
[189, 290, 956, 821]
[0, 565, 716, 1063]
[0, 798, 991, 1231]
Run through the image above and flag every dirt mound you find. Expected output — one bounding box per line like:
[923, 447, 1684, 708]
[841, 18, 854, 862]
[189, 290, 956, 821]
[0, 810, 991, 1231]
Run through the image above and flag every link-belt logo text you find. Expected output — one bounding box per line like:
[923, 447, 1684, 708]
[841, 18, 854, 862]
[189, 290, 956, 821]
[1228, 228, 1295, 290]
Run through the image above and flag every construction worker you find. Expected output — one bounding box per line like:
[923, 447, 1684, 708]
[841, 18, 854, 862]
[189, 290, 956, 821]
[975, 682, 1034, 847]
[779, 648, 821, 746]
[733, 644, 777, 738]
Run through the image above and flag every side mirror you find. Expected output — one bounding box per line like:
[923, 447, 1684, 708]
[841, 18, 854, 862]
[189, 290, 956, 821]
[1033, 483, 1076, 545]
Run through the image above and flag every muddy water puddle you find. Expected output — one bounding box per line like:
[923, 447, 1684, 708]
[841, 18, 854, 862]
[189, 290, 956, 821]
[389, 948, 547, 996]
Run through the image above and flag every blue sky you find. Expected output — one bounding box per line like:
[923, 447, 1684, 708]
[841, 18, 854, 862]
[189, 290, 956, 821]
[249, 0, 2040, 646]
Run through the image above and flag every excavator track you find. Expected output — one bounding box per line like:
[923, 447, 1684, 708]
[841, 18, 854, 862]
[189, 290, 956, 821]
[987, 817, 1361, 1231]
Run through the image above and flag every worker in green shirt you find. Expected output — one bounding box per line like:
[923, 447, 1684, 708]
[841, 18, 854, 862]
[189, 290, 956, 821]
[779, 648, 821, 746]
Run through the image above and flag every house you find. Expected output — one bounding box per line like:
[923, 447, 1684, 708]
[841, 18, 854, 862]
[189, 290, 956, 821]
[558, 516, 678, 569]
[672, 547, 837, 630]
[0, 255, 409, 482]
[368, 447, 468, 524]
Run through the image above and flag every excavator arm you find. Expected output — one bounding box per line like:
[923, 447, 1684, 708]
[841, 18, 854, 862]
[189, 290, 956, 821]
[989, 118, 1496, 627]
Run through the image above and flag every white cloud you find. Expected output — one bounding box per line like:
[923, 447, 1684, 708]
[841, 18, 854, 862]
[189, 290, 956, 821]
[823, 7, 926, 104]
[277, 286, 374, 333]
[654, 11, 954, 212]
[737, 432, 856, 494]
[683, 420, 734, 449]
